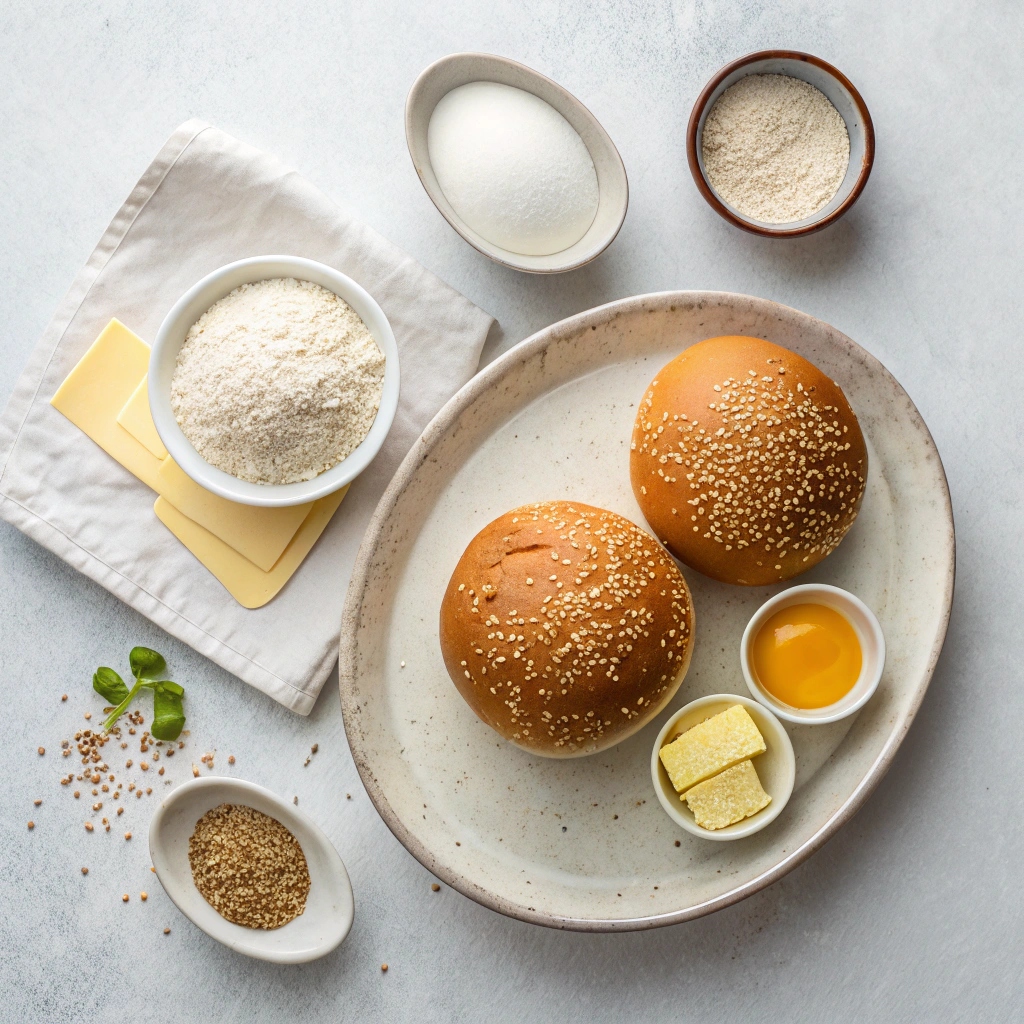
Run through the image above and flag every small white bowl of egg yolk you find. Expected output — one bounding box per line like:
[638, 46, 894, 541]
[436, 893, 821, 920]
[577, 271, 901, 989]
[741, 584, 885, 725]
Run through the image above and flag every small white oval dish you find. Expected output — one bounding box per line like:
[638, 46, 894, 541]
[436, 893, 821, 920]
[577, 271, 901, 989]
[651, 694, 795, 841]
[741, 583, 886, 725]
[149, 254, 400, 508]
[149, 777, 354, 963]
[406, 52, 628, 274]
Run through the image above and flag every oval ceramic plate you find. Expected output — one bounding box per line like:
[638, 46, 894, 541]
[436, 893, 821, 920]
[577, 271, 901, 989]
[338, 292, 954, 931]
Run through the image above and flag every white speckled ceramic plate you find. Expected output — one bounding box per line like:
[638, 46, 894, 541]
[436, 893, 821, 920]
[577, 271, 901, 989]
[338, 292, 954, 931]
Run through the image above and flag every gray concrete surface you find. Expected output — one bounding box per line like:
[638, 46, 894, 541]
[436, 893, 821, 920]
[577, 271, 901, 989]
[1, 1, 1020, 1021]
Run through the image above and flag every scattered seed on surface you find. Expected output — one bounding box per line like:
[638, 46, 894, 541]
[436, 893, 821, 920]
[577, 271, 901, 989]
[84, 822, 94, 832]
[37, 747, 45, 756]
[122, 894, 129, 902]
[125, 832, 132, 840]
[33, 799, 41, 807]
[141, 892, 148, 901]
[27, 821, 34, 830]
[84, 713, 91, 720]
[431, 883, 440, 892]
[311, 744, 318, 754]
[61, 694, 68, 701]
[381, 964, 388, 973]
[227, 756, 235, 765]
[163, 928, 171, 934]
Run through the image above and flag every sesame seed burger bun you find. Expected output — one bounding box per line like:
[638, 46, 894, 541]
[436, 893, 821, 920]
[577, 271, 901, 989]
[630, 336, 868, 586]
[439, 501, 695, 758]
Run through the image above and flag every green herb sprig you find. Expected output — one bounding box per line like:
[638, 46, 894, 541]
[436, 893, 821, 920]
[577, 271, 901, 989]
[93, 647, 186, 741]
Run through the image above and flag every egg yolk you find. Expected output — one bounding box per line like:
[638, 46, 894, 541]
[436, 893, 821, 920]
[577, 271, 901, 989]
[752, 603, 861, 709]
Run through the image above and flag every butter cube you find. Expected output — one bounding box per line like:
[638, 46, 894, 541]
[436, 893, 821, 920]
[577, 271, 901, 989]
[683, 759, 771, 830]
[659, 704, 766, 793]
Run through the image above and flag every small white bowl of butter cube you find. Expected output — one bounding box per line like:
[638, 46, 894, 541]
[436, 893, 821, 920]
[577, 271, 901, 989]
[651, 694, 795, 841]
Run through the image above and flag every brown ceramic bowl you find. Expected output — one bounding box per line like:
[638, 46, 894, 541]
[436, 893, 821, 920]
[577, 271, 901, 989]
[687, 50, 875, 237]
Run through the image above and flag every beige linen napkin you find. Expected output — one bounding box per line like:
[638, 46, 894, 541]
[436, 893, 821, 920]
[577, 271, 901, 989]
[0, 120, 493, 714]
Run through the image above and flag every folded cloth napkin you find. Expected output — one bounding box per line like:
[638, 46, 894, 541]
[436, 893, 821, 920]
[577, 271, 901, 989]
[0, 120, 493, 714]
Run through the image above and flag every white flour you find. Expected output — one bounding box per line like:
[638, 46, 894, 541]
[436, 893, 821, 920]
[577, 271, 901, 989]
[170, 277, 386, 485]
[701, 74, 850, 224]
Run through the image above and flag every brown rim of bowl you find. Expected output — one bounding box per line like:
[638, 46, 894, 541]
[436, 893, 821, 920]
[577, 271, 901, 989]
[686, 50, 876, 238]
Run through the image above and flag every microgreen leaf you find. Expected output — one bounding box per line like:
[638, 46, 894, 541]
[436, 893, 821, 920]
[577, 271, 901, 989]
[129, 647, 166, 681]
[95, 647, 185, 737]
[150, 682, 186, 741]
[102, 679, 142, 734]
[93, 667, 129, 705]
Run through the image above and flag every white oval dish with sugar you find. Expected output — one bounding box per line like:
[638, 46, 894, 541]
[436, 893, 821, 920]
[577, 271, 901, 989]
[406, 52, 628, 274]
[428, 81, 599, 256]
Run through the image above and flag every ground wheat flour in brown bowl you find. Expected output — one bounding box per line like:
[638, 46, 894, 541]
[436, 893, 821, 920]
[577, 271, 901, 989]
[170, 277, 386, 485]
[701, 74, 850, 224]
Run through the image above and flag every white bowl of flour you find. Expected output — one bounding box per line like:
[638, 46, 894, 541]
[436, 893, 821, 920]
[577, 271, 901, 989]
[150, 256, 400, 507]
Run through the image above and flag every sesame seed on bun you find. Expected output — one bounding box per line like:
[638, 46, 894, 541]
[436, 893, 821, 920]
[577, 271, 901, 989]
[630, 336, 867, 586]
[439, 501, 695, 758]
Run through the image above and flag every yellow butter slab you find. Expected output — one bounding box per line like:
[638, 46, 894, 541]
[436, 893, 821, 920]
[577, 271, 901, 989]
[659, 704, 767, 794]
[683, 759, 771, 831]
[154, 486, 348, 608]
[116, 375, 168, 460]
[50, 319, 163, 490]
[155, 457, 312, 572]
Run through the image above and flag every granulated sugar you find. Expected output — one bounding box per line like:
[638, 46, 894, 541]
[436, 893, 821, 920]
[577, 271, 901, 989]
[427, 81, 599, 256]
[701, 74, 850, 224]
[170, 278, 385, 485]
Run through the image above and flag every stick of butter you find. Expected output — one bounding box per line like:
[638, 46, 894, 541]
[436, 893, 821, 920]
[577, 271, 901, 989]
[683, 759, 771, 830]
[659, 704, 766, 793]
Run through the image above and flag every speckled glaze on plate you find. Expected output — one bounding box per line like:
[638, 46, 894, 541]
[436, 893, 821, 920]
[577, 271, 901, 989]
[338, 292, 954, 931]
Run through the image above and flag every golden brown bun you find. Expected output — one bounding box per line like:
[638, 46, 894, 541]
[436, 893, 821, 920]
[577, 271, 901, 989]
[630, 336, 867, 586]
[439, 501, 695, 758]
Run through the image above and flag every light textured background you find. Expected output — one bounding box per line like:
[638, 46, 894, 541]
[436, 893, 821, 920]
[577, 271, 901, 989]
[1, 1, 1020, 1021]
